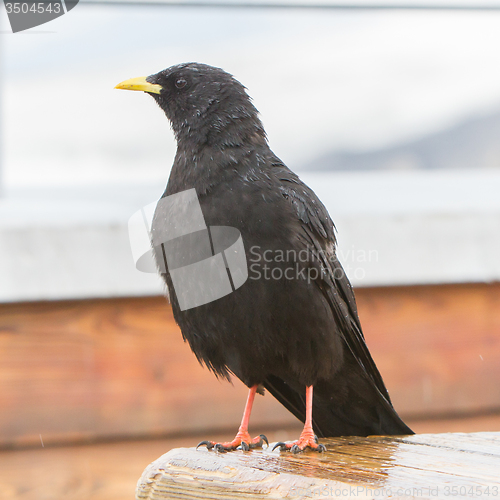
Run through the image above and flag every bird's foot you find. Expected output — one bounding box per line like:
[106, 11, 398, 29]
[273, 430, 326, 453]
[197, 431, 268, 452]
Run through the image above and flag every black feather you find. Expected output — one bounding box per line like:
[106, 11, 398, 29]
[143, 63, 412, 437]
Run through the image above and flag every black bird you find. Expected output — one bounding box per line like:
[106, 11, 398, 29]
[115, 63, 413, 453]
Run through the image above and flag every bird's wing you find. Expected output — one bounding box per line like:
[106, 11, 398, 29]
[260, 161, 414, 436]
[268, 159, 392, 404]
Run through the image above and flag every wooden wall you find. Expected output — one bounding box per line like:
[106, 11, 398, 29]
[357, 283, 500, 416]
[1, 283, 499, 448]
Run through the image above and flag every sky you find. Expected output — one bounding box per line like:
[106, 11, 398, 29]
[2, 2, 500, 188]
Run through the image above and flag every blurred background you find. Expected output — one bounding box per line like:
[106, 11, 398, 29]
[1, 0, 500, 498]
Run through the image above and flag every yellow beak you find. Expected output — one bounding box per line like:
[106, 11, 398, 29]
[114, 76, 162, 94]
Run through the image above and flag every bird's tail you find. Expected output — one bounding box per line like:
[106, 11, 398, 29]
[264, 360, 413, 438]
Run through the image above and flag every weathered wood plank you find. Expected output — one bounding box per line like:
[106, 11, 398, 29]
[136, 432, 500, 500]
[1, 283, 500, 447]
[1, 427, 499, 500]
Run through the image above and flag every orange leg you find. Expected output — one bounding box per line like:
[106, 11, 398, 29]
[197, 385, 268, 452]
[273, 386, 326, 453]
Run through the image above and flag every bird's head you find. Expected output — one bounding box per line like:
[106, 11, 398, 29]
[115, 63, 266, 149]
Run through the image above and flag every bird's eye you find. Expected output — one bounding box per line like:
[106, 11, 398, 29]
[175, 78, 187, 89]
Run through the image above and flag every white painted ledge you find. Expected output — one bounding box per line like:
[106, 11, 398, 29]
[0, 170, 499, 303]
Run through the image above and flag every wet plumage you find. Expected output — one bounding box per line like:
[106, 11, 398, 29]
[116, 63, 413, 451]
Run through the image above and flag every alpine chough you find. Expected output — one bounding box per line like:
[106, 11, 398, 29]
[116, 63, 413, 453]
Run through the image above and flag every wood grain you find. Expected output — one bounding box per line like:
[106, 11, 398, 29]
[1, 421, 500, 500]
[136, 432, 500, 500]
[1, 283, 500, 448]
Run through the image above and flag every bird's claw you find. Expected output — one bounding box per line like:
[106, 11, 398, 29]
[273, 435, 326, 453]
[197, 433, 268, 452]
[272, 441, 288, 452]
[196, 440, 215, 450]
[261, 434, 269, 447]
